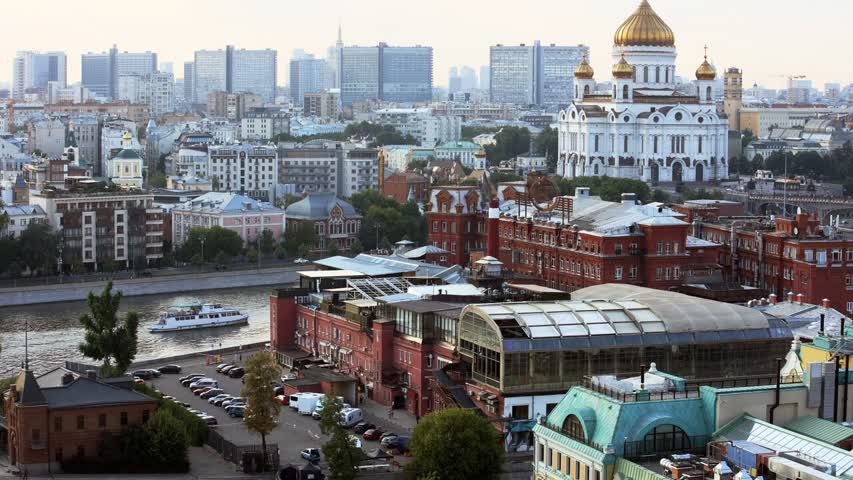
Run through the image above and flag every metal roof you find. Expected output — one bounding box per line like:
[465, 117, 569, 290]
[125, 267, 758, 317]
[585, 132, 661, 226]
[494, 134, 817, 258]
[714, 414, 853, 478]
[784, 416, 853, 446]
[285, 193, 359, 220]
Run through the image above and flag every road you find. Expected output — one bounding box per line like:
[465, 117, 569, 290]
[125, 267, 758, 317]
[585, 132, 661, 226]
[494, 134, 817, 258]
[148, 354, 410, 473]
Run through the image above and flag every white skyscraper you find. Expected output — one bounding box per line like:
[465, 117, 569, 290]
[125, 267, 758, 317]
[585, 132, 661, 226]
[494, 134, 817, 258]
[193, 46, 277, 104]
[13, 51, 67, 99]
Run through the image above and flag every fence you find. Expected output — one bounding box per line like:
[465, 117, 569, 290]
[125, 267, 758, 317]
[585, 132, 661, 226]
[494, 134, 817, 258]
[623, 435, 709, 460]
[206, 428, 279, 473]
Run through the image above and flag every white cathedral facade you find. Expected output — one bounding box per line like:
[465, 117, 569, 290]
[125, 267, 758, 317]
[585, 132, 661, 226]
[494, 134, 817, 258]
[557, 0, 729, 184]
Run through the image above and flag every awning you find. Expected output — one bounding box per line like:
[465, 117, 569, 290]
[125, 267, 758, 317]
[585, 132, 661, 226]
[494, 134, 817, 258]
[508, 420, 537, 433]
[318, 341, 330, 347]
[768, 456, 837, 480]
[339, 348, 352, 355]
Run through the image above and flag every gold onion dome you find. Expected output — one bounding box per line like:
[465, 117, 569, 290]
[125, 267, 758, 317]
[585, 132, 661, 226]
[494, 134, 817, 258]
[695, 54, 716, 80]
[612, 55, 634, 79]
[614, 0, 675, 47]
[575, 56, 594, 79]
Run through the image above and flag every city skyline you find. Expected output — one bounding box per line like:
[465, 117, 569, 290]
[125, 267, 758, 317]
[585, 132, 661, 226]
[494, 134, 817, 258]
[2, 0, 851, 93]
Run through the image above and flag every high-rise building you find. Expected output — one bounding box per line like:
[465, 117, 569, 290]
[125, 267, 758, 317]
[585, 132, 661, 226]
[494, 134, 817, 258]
[460, 65, 477, 91]
[117, 72, 175, 118]
[448, 66, 461, 94]
[193, 46, 277, 104]
[326, 24, 344, 89]
[825, 83, 842, 104]
[339, 44, 433, 106]
[787, 77, 812, 104]
[183, 62, 195, 104]
[160, 62, 174, 75]
[490, 42, 587, 107]
[724, 67, 743, 131]
[290, 55, 331, 106]
[81, 46, 157, 100]
[479, 65, 490, 91]
[304, 91, 341, 121]
[13, 51, 67, 99]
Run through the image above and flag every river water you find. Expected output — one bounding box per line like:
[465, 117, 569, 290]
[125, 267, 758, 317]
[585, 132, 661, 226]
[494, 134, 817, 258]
[0, 286, 274, 377]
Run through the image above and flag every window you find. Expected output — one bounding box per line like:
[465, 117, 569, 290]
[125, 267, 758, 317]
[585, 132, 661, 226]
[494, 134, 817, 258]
[76, 415, 84, 430]
[54, 416, 62, 432]
[615, 266, 623, 280]
[538, 443, 545, 463]
[615, 244, 623, 255]
[120, 412, 128, 426]
[564, 415, 586, 442]
[32, 428, 40, 443]
[848, 302, 853, 313]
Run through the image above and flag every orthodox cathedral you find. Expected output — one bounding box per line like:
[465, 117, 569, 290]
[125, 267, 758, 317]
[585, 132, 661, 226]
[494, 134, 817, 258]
[557, 0, 729, 184]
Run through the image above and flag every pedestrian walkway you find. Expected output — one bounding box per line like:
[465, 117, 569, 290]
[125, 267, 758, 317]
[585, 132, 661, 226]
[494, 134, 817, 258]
[358, 398, 418, 433]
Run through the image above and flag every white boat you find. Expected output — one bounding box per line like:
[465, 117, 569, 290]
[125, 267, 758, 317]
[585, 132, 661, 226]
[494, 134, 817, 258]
[149, 303, 249, 332]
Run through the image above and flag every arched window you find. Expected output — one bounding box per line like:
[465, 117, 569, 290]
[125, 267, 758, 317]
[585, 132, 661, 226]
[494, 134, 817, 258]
[643, 66, 649, 83]
[641, 425, 690, 456]
[665, 67, 670, 83]
[706, 86, 712, 101]
[584, 85, 590, 96]
[563, 415, 585, 442]
[622, 85, 629, 100]
[656, 66, 660, 83]
[613, 86, 617, 98]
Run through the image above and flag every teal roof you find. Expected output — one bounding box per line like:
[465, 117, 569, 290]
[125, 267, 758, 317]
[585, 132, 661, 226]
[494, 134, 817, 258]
[115, 148, 141, 160]
[436, 140, 480, 151]
[784, 415, 853, 446]
[532, 423, 607, 464]
[544, 386, 710, 456]
[614, 458, 669, 480]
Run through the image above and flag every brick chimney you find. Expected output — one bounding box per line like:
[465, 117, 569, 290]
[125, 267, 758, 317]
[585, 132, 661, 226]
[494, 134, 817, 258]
[769, 294, 777, 304]
[787, 291, 795, 303]
[822, 298, 831, 309]
[796, 293, 804, 305]
[487, 198, 500, 258]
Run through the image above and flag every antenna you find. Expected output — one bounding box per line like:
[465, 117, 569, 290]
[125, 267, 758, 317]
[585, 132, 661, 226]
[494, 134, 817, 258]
[24, 317, 29, 371]
[704, 44, 708, 60]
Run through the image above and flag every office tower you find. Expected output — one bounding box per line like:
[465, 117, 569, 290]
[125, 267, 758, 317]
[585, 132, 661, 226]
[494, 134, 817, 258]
[480, 65, 490, 90]
[117, 51, 157, 77]
[787, 77, 812, 104]
[13, 51, 67, 99]
[82, 46, 157, 100]
[339, 43, 433, 106]
[193, 46, 276, 104]
[304, 91, 340, 121]
[490, 41, 587, 106]
[118, 72, 175, 117]
[460, 66, 477, 91]
[290, 55, 331, 106]
[160, 62, 174, 75]
[724, 67, 743, 131]
[825, 83, 841, 103]
[449, 67, 461, 93]
[183, 62, 194, 104]
[326, 25, 344, 89]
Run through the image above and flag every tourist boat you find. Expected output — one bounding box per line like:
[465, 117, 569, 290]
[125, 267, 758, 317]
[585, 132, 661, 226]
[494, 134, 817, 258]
[149, 303, 249, 332]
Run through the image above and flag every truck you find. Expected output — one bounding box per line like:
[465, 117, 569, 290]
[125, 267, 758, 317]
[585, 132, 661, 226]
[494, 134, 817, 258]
[297, 392, 325, 415]
[339, 408, 364, 428]
[312, 395, 346, 419]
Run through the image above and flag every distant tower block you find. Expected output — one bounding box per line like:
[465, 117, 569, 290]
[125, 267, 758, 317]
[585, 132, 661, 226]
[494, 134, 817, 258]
[724, 67, 743, 131]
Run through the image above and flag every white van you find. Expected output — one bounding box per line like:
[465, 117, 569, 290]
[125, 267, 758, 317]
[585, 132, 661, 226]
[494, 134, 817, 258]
[288, 393, 303, 409]
[338, 408, 364, 428]
[297, 392, 324, 415]
[312, 395, 345, 419]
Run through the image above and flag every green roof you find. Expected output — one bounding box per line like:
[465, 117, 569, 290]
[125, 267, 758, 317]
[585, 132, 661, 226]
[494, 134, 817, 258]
[784, 415, 853, 446]
[115, 148, 141, 160]
[614, 458, 669, 480]
[532, 423, 607, 464]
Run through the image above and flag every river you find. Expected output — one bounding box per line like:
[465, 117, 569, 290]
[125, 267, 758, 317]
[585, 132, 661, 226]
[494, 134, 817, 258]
[0, 286, 274, 377]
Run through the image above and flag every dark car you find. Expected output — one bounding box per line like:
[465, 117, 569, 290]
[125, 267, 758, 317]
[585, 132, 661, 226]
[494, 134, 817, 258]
[157, 365, 182, 374]
[352, 422, 375, 434]
[216, 364, 234, 373]
[180, 374, 205, 386]
[220, 365, 238, 374]
[273, 385, 285, 396]
[200, 388, 224, 399]
[362, 428, 384, 441]
[131, 369, 154, 380]
[140, 271, 153, 278]
[228, 367, 245, 378]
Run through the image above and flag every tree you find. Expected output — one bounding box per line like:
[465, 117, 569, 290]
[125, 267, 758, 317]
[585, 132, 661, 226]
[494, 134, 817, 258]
[241, 352, 281, 471]
[180, 226, 243, 262]
[78, 282, 139, 376]
[0, 236, 19, 274]
[259, 229, 275, 255]
[406, 409, 505, 480]
[146, 410, 189, 471]
[320, 396, 363, 480]
[0, 200, 8, 232]
[133, 255, 147, 272]
[283, 222, 319, 258]
[297, 243, 311, 259]
[18, 222, 60, 275]
[534, 126, 559, 172]
[213, 251, 229, 266]
[651, 189, 672, 203]
[484, 126, 531, 165]
[211, 176, 220, 191]
[552, 176, 652, 203]
[148, 172, 167, 188]
[247, 247, 259, 264]
[276, 193, 303, 209]
[326, 241, 339, 257]
[350, 238, 364, 255]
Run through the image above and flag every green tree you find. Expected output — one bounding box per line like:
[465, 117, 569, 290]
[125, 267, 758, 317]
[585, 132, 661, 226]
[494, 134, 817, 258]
[552, 176, 652, 203]
[259, 229, 275, 254]
[651, 189, 672, 203]
[297, 243, 311, 259]
[148, 172, 167, 188]
[213, 251, 229, 266]
[320, 396, 363, 480]
[407, 409, 505, 480]
[241, 352, 281, 471]
[326, 241, 339, 256]
[0, 200, 8, 232]
[350, 238, 364, 255]
[146, 410, 189, 471]
[484, 126, 531, 165]
[0, 236, 19, 274]
[276, 193, 303, 208]
[78, 282, 139, 376]
[407, 159, 428, 172]
[133, 255, 147, 272]
[211, 176, 220, 191]
[534, 126, 559, 172]
[283, 222, 319, 258]
[18, 222, 60, 275]
[274, 245, 287, 260]
[247, 247, 259, 264]
[180, 226, 243, 262]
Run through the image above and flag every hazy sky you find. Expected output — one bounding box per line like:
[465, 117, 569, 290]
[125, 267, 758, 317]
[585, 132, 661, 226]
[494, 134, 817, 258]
[4, 0, 851, 91]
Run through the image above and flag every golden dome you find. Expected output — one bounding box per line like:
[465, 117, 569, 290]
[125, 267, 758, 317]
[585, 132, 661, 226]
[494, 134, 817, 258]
[614, 0, 675, 47]
[612, 55, 634, 79]
[575, 55, 594, 80]
[695, 49, 716, 80]
[122, 131, 132, 140]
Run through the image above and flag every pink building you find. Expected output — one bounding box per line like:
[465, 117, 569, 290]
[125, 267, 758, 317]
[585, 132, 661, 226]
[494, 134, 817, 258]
[171, 192, 285, 246]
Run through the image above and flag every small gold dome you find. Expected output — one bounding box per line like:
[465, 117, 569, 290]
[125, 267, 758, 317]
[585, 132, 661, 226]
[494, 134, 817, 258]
[614, 0, 675, 47]
[612, 55, 634, 79]
[575, 56, 594, 80]
[122, 131, 132, 140]
[695, 52, 716, 80]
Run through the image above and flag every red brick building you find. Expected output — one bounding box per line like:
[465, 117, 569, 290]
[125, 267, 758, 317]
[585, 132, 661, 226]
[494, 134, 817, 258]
[696, 211, 853, 312]
[426, 185, 488, 266]
[382, 172, 429, 205]
[2, 367, 157, 474]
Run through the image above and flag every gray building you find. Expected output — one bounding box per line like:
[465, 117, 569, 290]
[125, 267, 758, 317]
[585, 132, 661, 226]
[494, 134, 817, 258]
[278, 142, 378, 196]
[290, 55, 331, 106]
[490, 41, 587, 107]
[13, 51, 67, 99]
[193, 46, 277, 104]
[183, 62, 194, 104]
[69, 116, 99, 167]
[81, 46, 157, 100]
[339, 44, 433, 106]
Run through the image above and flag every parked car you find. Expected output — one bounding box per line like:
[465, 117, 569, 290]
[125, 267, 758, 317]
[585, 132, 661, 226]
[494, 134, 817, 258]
[201, 415, 218, 426]
[189, 378, 218, 389]
[180, 374, 205, 386]
[380, 434, 400, 448]
[362, 429, 384, 441]
[273, 386, 285, 396]
[131, 369, 155, 380]
[133, 377, 145, 385]
[379, 432, 396, 441]
[349, 435, 363, 449]
[301, 448, 321, 463]
[221, 365, 238, 374]
[275, 395, 289, 405]
[162, 395, 175, 401]
[223, 398, 245, 408]
[209, 394, 230, 404]
[228, 367, 245, 378]
[193, 386, 215, 396]
[352, 422, 375, 434]
[294, 258, 310, 264]
[281, 373, 298, 382]
[200, 388, 225, 399]
[215, 363, 231, 372]
[214, 396, 234, 406]
[157, 365, 182, 374]
[228, 406, 246, 418]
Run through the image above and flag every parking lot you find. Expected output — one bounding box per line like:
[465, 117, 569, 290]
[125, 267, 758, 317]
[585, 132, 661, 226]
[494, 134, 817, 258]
[147, 354, 411, 471]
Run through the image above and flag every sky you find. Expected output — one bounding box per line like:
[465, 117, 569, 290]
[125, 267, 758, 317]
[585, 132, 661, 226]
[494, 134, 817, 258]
[3, 0, 851, 91]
